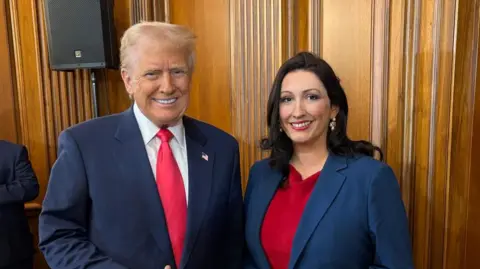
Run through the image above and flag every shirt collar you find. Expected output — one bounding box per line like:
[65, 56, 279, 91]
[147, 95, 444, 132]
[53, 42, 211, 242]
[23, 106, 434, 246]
[133, 103, 186, 148]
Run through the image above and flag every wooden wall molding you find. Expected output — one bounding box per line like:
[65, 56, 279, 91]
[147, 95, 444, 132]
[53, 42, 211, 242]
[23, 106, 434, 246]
[1, 1, 479, 269]
[130, 0, 170, 24]
[369, 0, 478, 267]
[0, 1, 17, 142]
[308, 0, 321, 55]
[445, 0, 480, 267]
[370, 0, 390, 154]
[229, 0, 288, 185]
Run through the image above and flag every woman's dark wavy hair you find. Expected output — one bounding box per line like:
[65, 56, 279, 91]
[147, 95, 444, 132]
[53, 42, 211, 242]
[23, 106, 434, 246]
[261, 51, 383, 176]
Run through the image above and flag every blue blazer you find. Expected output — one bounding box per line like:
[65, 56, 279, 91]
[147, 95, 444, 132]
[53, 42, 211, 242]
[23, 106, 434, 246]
[39, 108, 244, 269]
[244, 154, 414, 269]
[0, 140, 39, 267]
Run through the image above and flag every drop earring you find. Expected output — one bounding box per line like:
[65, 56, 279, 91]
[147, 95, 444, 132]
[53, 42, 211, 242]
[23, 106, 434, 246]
[329, 117, 336, 131]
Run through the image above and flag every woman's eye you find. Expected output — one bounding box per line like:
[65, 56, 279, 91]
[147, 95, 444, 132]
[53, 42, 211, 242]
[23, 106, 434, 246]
[307, 94, 320, 100]
[280, 97, 292, 103]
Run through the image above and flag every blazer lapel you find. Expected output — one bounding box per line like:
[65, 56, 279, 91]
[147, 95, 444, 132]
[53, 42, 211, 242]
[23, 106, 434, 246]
[113, 107, 175, 263]
[249, 168, 283, 269]
[180, 117, 214, 269]
[288, 154, 347, 269]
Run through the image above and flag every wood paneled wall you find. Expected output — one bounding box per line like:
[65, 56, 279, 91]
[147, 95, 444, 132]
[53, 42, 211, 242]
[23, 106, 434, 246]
[170, 1, 480, 268]
[1, 1, 480, 269]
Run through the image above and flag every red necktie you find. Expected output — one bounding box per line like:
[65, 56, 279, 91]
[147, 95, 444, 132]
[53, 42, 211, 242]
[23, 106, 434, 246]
[156, 129, 187, 267]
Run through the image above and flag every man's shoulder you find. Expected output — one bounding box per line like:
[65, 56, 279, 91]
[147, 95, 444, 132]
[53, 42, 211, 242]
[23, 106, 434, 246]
[0, 140, 24, 155]
[64, 111, 126, 139]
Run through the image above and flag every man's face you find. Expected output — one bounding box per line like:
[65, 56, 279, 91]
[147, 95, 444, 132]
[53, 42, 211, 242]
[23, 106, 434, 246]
[121, 37, 192, 127]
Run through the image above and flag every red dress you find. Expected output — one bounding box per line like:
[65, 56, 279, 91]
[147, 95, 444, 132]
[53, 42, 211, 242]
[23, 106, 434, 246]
[260, 165, 321, 269]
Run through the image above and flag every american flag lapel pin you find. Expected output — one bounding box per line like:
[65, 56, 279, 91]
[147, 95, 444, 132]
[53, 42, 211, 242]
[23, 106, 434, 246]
[201, 152, 208, 161]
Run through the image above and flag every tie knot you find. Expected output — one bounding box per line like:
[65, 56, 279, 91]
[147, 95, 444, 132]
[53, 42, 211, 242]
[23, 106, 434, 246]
[157, 128, 173, 142]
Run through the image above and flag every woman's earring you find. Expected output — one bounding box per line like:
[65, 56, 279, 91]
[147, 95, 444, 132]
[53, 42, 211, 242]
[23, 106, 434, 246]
[279, 127, 283, 132]
[329, 117, 336, 131]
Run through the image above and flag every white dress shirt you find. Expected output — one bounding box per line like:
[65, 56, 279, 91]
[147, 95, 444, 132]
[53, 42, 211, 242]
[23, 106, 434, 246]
[133, 103, 189, 203]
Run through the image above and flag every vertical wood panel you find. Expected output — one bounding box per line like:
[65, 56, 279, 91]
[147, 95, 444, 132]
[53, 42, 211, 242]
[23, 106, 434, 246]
[320, 0, 372, 141]
[230, 0, 287, 186]
[465, 13, 480, 267]
[371, 0, 390, 153]
[0, 1, 17, 142]
[294, 0, 309, 53]
[411, 0, 436, 266]
[429, 0, 456, 267]
[445, 0, 479, 267]
[1, 1, 480, 269]
[308, 0, 321, 55]
[170, 0, 232, 133]
[386, 0, 407, 200]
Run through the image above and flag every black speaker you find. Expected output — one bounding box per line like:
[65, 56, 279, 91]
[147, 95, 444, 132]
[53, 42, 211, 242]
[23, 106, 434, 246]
[44, 0, 118, 70]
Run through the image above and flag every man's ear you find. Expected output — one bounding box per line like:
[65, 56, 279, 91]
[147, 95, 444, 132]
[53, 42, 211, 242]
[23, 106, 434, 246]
[121, 68, 134, 96]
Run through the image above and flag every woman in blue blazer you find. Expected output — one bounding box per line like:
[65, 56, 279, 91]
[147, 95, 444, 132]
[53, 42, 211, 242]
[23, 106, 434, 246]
[243, 52, 414, 269]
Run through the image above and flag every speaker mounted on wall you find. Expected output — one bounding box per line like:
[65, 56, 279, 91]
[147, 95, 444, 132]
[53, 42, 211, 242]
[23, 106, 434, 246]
[44, 0, 118, 71]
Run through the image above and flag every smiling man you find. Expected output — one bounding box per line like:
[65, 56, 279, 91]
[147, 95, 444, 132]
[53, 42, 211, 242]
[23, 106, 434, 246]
[39, 22, 244, 269]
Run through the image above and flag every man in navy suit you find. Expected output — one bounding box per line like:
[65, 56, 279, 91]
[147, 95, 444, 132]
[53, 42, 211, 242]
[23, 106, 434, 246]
[0, 140, 39, 269]
[39, 21, 243, 269]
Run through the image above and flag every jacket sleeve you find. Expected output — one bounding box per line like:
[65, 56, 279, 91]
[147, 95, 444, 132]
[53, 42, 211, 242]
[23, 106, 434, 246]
[39, 130, 128, 269]
[368, 165, 414, 269]
[0, 145, 39, 204]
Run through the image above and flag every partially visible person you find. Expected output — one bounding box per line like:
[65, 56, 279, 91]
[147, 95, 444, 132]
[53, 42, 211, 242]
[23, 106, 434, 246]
[0, 140, 39, 269]
[243, 52, 414, 269]
[39, 21, 243, 269]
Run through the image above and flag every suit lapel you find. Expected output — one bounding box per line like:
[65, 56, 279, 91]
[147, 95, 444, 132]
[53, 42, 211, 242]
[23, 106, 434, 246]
[250, 168, 283, 269]
[113, 107, 175, 263]
[288, 154, 347, 269]
[179, 117, 214, 269]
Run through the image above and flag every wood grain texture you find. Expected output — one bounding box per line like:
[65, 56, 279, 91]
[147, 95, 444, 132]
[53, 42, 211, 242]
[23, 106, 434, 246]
[465, 8, 480, 267]
[229, 0, 288, 186]
[371, 0, 390, 154]
[387, 0, 409, 208]
[294, 0, 309, 53]
[320, 0, 372, 141]
[1, 1, 480, 269]
[0, 1, 17, 142]
[170, 0, 232, 134]
[411, 0, 437, 266]
[444, 0, 480, 268]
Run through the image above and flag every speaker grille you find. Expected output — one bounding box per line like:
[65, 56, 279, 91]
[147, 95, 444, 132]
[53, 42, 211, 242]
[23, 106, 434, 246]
[45, 0, 109, 69]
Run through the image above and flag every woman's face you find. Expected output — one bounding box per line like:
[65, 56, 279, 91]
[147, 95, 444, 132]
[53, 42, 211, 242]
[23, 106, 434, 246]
[279, 70, 338, 147]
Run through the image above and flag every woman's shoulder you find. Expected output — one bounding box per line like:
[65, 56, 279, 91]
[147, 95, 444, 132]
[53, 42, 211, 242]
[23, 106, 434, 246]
[249, 158, 272, 172]
[335, 154, 396, 181]
[345, 154, 387, 170]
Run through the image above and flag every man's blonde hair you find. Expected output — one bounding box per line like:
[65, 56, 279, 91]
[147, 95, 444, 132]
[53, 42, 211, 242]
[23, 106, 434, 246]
[120, 21, 196, 71]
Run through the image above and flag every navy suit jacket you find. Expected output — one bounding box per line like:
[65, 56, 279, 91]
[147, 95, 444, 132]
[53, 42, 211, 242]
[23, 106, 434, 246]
[0, 140, 39, 267]
[39, 108, 244, 269]
[244, 154, 414, 269]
